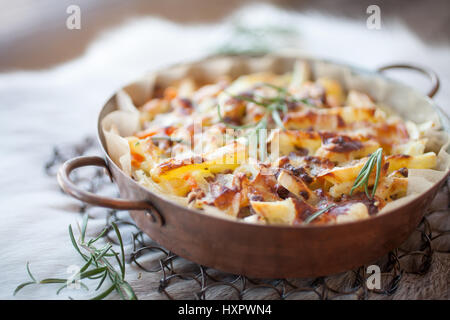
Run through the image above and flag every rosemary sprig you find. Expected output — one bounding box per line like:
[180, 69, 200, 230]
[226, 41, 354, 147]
[217, 83, 317, 161]
[304, 204, 337, 225]
[350, 148, 383, 199]
[218, 82, 317, 133]
[260, 83, 316, 108]
[260, 82, 287, 93]
[213, 23, 298, 56]
[14, 214, 137, 300]
[218, 86, 284, 130]
[271, 107, 285, 129]
[227, 92, 268, 107]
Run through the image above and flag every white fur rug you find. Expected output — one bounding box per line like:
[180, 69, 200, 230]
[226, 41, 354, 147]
[0, 4, 449, 299]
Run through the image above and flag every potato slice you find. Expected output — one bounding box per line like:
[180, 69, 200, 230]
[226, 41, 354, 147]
[374, 176, 408, 202]
[318, 160, 366, 185]
[284, 110, 345, 130]
[127, 137, 162, 171]
[391, 139, 427, 156]
[315, 139, 380, 164]
[153, 142, 247, 179]
[346, 90, 375, 109]
[335, 203, 369, 223]
[224, 72, 288, 96]
[243, 214, 266, 224]
[284, 106, 381, 131]
[250, 198, 297, 225]
[140, 99, 170, 122]
[329, 106, 381, 124]
[268, 130, 321, 156]
[289, 60, 311, 89]
[317, 77, 345, 107]
[277, 170, 318, 204]
[177, 78, 197, 98]
[151, 142, 247, 196]
[386, 152, 437, 173]
[318, 155, 388, 187]
[328, 181, 354, 198]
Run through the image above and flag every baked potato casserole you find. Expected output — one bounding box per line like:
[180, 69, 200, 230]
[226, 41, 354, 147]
[118, 61, 440, 225]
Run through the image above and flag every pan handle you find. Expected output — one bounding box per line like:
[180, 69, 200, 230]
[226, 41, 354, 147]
[377, 64, 440, 98]
[57, 156, 164, 226]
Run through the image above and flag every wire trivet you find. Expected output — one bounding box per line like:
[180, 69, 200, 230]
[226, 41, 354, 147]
[46, 137, 450, 300]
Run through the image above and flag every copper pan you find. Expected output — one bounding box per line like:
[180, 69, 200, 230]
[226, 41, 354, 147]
[57, 55, 449, 278]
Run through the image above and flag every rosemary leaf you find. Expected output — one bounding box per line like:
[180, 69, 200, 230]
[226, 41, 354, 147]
[14, 263, 37, 296]
[112, 222, 126, 280]
[352, 156, 373, 186]
[372, 148, 383, 198]
[290, 97, 317, 108]
[350, 148, 383, 199]
[69, 225, 89, 262]
[304, 204, 337, 225]
[56, 281, 89, 295]
[95, 243, 113, 261]
[87, 227, 108, 246]
[111, 249, 125, 281]
[15, 214, 138, 300]
[115, 284, 127, 300]
[231, 94, 268, 107]
[80, 213, 89, 242]
[39, 278, 67, 284]
[351, 156, 376, 192]
[271, 109, 285, 130]
[261, 82, 287, 94]
[88, 273, 107, 280]
[78, 257, 94, 275]
[79, 267, 108, 280]
[95, 272, 108, 291]
[91, 284, 116, 300]
[13, 282, 35, 296]
[26, 262, 36, 283]
[121, 281, 138, 300]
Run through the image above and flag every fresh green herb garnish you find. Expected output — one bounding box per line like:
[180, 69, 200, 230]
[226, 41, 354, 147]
[271, 107, 285, 129]
[217, 83, 318, 161]
[14, 214, 137, 300]
[227, 92, 268, 107]
[260, 82, 287, 94]
[350, 148, 383, 199]
[213, 23, 298, 56]
[260, 83, 316, 108]
[218, 82, 311, 132]
[304, 204, 337, 225]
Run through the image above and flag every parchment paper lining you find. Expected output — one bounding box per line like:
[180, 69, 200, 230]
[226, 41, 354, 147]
[101, 54, 450, 219]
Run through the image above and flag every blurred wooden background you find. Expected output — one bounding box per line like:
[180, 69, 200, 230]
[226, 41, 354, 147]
[1, 0, 449, 71]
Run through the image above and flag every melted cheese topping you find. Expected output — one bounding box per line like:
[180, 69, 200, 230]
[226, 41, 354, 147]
[126, 65, 437, 225]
